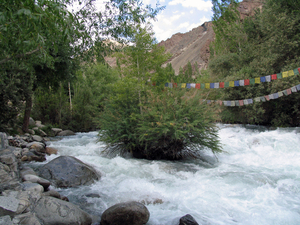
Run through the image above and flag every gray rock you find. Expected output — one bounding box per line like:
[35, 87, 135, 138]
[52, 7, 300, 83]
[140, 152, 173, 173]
[42, 190, 61, 199]
[51, 128, 63, 136]
[57, 130, 76, 136]
[100, 201, 150, 225]
[29, 117, 35, 127]
[38, 156, 100, 188]
[0, 191, 30, 217]
[12, 212, 42, 225]
[26, 142, 46, 152]
[22, 174, 51, 190]
[20, 166, 37, 177]
[0, 132, 8, 150]
[32, 135, 44, 143]
[179, 214, 199, 225]
[0, 215, 12, 225]
[21, 151, 46, 162]
[33, 196, 92, 225]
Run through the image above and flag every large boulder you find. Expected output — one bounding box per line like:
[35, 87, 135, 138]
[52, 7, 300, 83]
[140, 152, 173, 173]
[33, 196, 92, 225]
[100, 201, 150, 225]
[38, 156, 100, 188]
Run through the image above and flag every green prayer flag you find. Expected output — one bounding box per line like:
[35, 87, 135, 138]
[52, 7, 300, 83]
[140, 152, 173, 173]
[294, 68, 299, 75]
[277, 73, 282, 79]
[201, 83, 205, 89]
[225, 82, 229, 88]
[250, 78, 255, 85]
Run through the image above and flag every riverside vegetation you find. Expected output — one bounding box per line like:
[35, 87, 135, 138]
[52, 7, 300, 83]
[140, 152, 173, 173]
[1, 0, 300, 160]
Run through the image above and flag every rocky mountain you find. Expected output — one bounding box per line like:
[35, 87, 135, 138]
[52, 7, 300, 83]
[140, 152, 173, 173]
[105, 0, 264, 75]
[157, 0, 264, 75]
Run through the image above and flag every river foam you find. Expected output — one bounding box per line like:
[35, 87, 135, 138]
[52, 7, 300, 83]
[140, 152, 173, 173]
[42, 124, 300, 225]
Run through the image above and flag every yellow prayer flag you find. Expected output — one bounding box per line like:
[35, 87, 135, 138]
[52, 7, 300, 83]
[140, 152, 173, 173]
[288, 70, 295, 76]
[255, 77, 260, 84]
[282, 71, 288, 78]
[205, 83, 210, 89]
[181, 83, 186, 88]
[229, 81, 234, 87]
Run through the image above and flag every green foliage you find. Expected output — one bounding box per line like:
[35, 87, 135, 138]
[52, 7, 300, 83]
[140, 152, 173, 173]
[99, 84, 221, 159]
[209, 0, 300, 126]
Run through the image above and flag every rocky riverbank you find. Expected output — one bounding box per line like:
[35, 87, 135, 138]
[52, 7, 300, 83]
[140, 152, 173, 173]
[0, 125, 200, 225]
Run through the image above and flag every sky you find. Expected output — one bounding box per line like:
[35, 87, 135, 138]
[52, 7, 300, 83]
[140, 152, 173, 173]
[144, 0, 214, 42]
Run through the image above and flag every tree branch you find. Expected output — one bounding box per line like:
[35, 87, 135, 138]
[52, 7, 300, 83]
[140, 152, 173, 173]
[0, 47, 41, 65]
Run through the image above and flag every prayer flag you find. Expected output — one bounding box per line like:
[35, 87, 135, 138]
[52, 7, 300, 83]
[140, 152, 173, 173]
[260, 76, 266, 82]
[296, 84, 300, 91]
[229, 81, 234, 87]
[165, 83, 168, 87]
[181, 83, 186, 88]
[288, 70, 294, 76]
[235, 100, 239, 106]
[254, 97, 261, 102]
[269, 94, 274, 100]
[250, 78, 255, 85]
[152, 82, 156, 86]
[214, 83, 219, 88]
[231, 101, 235, 107]
[205, 83, 210, 89]
[244, 99, 248, 105]
[277, 73, 282, 79]
[282, 71, 288, 78]
[260, 96, 266, 102]
[168, 83, 173, 88]
[218, 100, 223, 106]
[283, 90, 288, 96]
[173, 83, 178, 88]
[201, 83, 205, 89]
[191, 83, 196, 88]
[265, 75, 271, 82]
[255, 77, 260, 84]
[278, 91, 283, 97]
[298, 68, 300, 74]
[239, 100, 244, 106]
[196, 83, 200, 89]
[271, 74, 277, 80]
[265, 95, 270, 101]
[186, 83, 191, 89]
[244, 79, 250, 86]
[220, 82, 225, 88]
[248, 99, 253, 104]
[291, 86, 297, 92]
[287, 88, 292, 95]
[294, 68, 299, 75]
[234, 81, 239, 87]
[225, 82, 230, 88]
[207, 100, 211, 104]
[210, 83, 214, 89]
[273, 93, 279, 99]
[239, 80, 244, 86]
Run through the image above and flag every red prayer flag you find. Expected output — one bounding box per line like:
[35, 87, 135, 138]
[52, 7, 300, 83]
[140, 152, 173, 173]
[265, 95, 270, 101]
[173, 83, 177, 88]
[287, 88, 292, 95]
[219, 82, 224, 88]
[271, 74, 277, 80]
[196, 83, 200, 89]
[244, 79, 250, 85]
[298, 68, 300, 74]
[239, 100, 244, 106]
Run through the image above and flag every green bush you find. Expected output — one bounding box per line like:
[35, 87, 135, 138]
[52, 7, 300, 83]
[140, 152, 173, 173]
[99, 82, 221, 160]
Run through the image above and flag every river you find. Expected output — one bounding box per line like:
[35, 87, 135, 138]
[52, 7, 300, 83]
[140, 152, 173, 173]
[36, 124, 300, 225]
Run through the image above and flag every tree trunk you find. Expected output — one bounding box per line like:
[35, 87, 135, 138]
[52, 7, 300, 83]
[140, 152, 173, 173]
[22, 94, 32, 133]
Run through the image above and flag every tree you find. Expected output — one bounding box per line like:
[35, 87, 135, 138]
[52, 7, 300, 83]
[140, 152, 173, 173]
[99, 26, 221, 159]
[0, 0, 164, 132]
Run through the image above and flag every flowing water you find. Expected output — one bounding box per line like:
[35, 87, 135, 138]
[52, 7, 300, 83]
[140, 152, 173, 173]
[36, 124, 300, 224]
